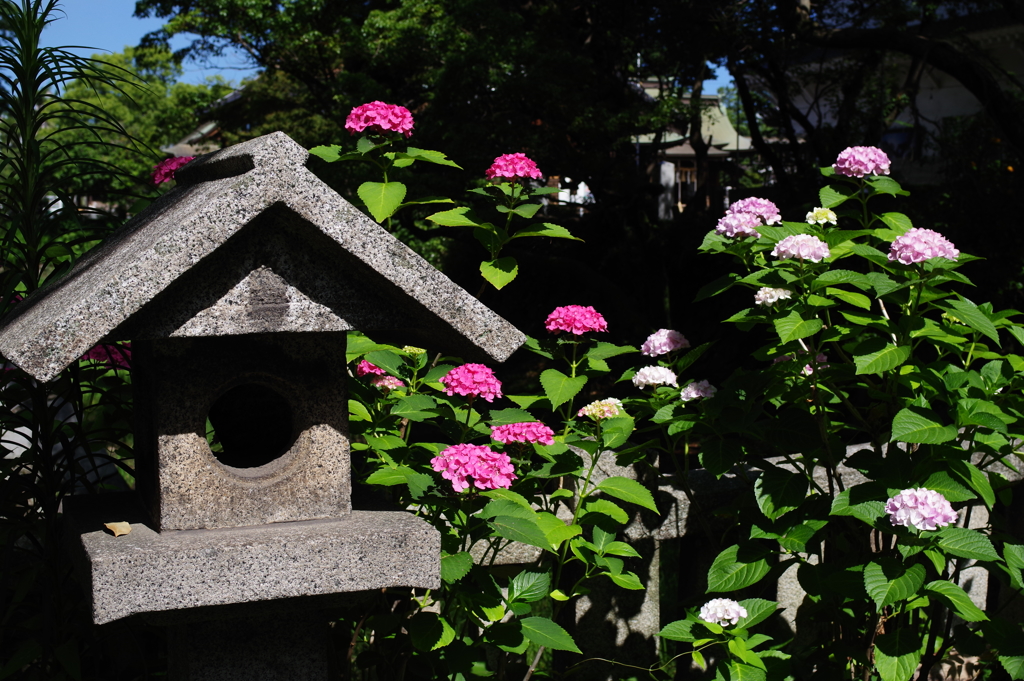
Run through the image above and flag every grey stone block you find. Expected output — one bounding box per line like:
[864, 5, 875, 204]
[64, 493, 440, 625]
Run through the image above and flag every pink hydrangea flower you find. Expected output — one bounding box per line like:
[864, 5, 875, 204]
[680, 380, 716, 402]
[491, 422, 555, 445]
[715, 212, 762, 239]
[545, 305, 608, 335]
[641, 329, 689, 356]
[700, 598, 748, 626]
[431, 443, 516, 492]
[345, 101, 415, 138]
[485, 153, 543, 181]
[632, 366, 678, 389]
[754, 287, 793, 306]
[152, 156, 194, 185]
[885, 488, 958, 531]
[802, 353, 829, 376]
[356, 359, 386, 377]
[372, 375, 405, 391]
[833, 146, 891, 178]
[81, 342, 131, 370]
[578, 398, 625, 420]
[887, 228, 960, 265]
[439, 363, 503, 402]
[727, 197, 782, 225]
[772, 234, 830, 263]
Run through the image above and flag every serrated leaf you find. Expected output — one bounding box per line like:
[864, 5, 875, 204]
[921, 471, 976, 502]
[864, 559, 926, 610]
[728, 662, 767, 681]
[596, 476, 658, 512]
[358, 181, 407, 223]
[695, 273, 741, 301]
[891, 406, 957, 444]
[584, 498, 629, 524]
[820, 184, 853, 208]
[487, 408, 537, 426]
[609, 571, 644, 590]
[308, 144, 344, 162]
[949, 460, 996, 508]
[484, 620, 529, 654]
[874, 629, 922, 681]
[773, 311, 823, 343]
[707, 545, 771, 593]
[924, 581, 987, 621]
[658, 619, 696, 642]
[830, 486, 887, 526]
[937, 527, 999, 561]
[942, 298, 1001, 345]
[512, 222, 582, 241]
[539, 369, 587, 408]
[510, 571, 551, 603]
[480, 257, 518, 290]
[867, 176, 909, 197]
[520, 617, 581, 653]
[488, 515, 553, 552]
[604, 541, 642, 558]
[427, 206, 480, 227]
[408, 612, 456, 651]
[364, 350, 405, 377]
[391, 394, 437, 422]
[402, 146, 462, 168]
[754, 468, 808, 520]
[440, 551, 473, 583]
[736, 599, 780, 629]
[854, 345, 912, 375]
[879, 212, 912, 234]
[826, 287, 872, 309]
[535, 512, 581, 549]
[812, 269, 871, 290]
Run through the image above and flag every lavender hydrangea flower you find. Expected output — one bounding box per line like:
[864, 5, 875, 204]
[700, 598, 748, 626]
[715, 212, 762, 239]
[641, 329, 689, 356]
[727, 197, 782, 225]
[887, 228, 960, 265]
[772, 234, 830, 263]
[754, 287, 793, 306]
[833, 146, 891, 177]
[632, 366, 679, 389]
[680, 380, 716, 402]
[885, 488, 958, 531]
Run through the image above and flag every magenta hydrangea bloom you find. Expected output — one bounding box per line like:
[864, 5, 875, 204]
[715, 212, 762, 239]
[578, 398, 624, 420]
[345, 101, 415, 138]
[772, 234, 830, 263]
[485, 153, 543, 181]
[680, 380, 716, 402]
[833, 146, 891, 178]
[727, 197, 782, 225]
[491, 422, 555, 446]
[372, 375, 405, 391]
[81, 342, 132, 371]
[699, 598, 748, 626]
[545, 305, 608, 335]
[431, 443, 516, 492]
[888, 228, 960, 265]
[439, 363, 503, 402]
[885, 488, 958, 531]
[632, 366, 678, 389]
[356, 359, 386, 377]
[152, 156, 194, 185]
[641, 329, 689, 356]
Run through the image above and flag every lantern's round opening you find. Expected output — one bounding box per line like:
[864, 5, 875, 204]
[206, 383, 294, 469]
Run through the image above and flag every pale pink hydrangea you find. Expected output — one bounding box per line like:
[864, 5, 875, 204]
[491, 422, 555, 446]
[356, 359, 386, 377]
[700, 598, 748, 626]
[715, 212, 762, 239]
[680, 380, 716, 402]
[439, 363, 503, 402]
[372, 375, 405, 391]
[727, 197, 782, 225]
[754, 287, 793, 306]
[431, 443, 516, 492]
[833, 146, 891, 178]
[345, 101, 415, 138]
[152, 156, 194, 184]
[806, 207, 838, 225]
[545, 305, 608, 335]
[641, 329, 689, 356]
[887, 228, 960, 265]
[485, 153, 543, 181]
[772, 234, 830, 263]
[885, 488, 958, 531]
[632, 366, 678, 389]
[578, 398, 625, 420]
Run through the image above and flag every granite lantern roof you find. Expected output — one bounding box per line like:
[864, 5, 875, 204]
[0, 131, 524, 382]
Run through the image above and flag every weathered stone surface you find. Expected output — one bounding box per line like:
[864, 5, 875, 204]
[0, 131, 524, 382]
[64, 493, 441, 626]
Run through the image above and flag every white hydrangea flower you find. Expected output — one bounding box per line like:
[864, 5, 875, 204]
[754, 287, 793, 306]
[632, 366, 678, 389]
[806, 207, 837, 225]
[700, 598, 748, 626]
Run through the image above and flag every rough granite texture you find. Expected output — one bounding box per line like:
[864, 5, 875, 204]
[63, 493, 441, 626]
[132, 333, 351, 531]
[0, 131, 525, 382]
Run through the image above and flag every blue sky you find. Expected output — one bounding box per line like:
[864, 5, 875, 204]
[40, 0, 257, 85]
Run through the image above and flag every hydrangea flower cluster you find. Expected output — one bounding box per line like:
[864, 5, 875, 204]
[152, 156, 194, 185]
[641, 329, 689, 356]
[578, 398, 624, 420]
[485, 153, 543, 181]
[344, 101, 415, 138]
[81, 342, 132, 370]
[545, 305, 608, 335]
[754, 287, 793, 306]
[715, 212, 762, 239]
[885, 488, 958, 531]
[699, 598, 748, 626]
[356, 359, 386, 377]
[727, 197, 782, 225]
[806, 207, 838, 225]
[372, 375, 405, 391]
[832, 146, 891, 178]
[887, 228, 960, 265]
[431, 443, 516, 492]
[491, 422, 555, 445]
[632, 366, 678, 389]
[439, 363, 503, 402]
[680, 380, 716, 402]
[772, 234, 830, 263]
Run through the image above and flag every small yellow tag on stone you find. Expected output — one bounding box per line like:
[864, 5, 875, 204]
[104, 522, 132, 537]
